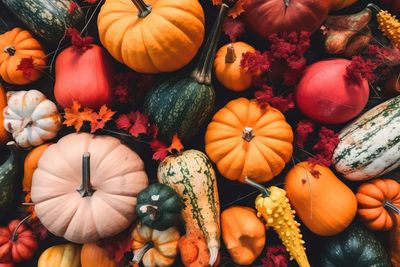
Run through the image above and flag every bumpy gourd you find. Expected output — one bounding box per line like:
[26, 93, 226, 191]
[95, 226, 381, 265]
[372, 4, 400, 48]
[245, 178, 310, 267]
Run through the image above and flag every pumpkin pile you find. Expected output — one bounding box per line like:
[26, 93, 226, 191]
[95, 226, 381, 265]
[1, 0, 400, 266]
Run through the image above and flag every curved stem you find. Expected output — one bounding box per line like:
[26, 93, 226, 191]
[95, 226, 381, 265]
[384, 201, 400, 215]
[132, 242, 153, 264]
[284, 0, 290, 8]
[242, 127, 255, 142]
[3, 46, 15, 56]
[366, 3, 381, 13]
[131, 0, 152, 18]
[11, 214, 32, 242]
[244, 177, 270, 197]
[192, 3, 229, 85]
[76, 152, 95, 197]
[225, 44, 237, 64]
[139, 204, 159, 221]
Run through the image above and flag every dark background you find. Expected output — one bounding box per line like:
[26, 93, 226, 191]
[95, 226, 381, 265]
[0, 0, 398, 266]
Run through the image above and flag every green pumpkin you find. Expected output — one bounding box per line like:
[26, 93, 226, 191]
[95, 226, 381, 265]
[2, 0, 83, 42]
[143, 3, 229, 141]
[321, 224, 390, 267]
[0, 142, 20, 212]
[136, 183, 183, 231]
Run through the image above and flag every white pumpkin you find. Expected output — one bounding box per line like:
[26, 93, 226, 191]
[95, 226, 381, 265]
[3, 90, 61, 148]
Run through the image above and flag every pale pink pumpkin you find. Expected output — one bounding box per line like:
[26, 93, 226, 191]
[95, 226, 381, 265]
[31, 133, 148, 243]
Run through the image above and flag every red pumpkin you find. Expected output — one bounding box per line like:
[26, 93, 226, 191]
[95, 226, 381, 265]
[0, 219, 38, 263]
[54, 44, 114, 109]
[295, 59, 369, 124]
[243, 0, 330, 39]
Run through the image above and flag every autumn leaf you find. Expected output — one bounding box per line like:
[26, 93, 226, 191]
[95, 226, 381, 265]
[167, 134, 184, 153]
[63, 101, 93, 132]
[150, 139, 168, 161]
[28, 219, 48, 241]
[16, 57, 36, 79]
[223, 17, 245, 42]
[115, 111, 149, 137]
[66, 28, 93, 50]
[68, 1, 78, 14]
[212, 0, 244, 18]
[90, 105, 115, 133]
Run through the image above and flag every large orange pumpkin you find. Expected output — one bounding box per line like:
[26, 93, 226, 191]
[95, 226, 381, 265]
[97, 0, 205, 73]
[0, 85, 8, 146]
[0, 28, 46, 85]
[356, 178, 400, 231]
[205, 98, 293, 183]
[285, 162, 357, 236]
[31, 133, 148, 243]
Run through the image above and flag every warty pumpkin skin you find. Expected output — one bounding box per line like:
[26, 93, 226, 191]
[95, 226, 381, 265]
[356, 178, 400, 231]
[0, 28, 46, 85]
[0, 85, 8, 146]
[81, 243, 122, 267]
[205, 97, 293, 183]
[31, 133, 149, 243]
[97, 0, 205, 74]
[285, 162, 357, 236]
[221, 206, 265, 265]
[38, 244, 81, 267]
[214, 42, 255, 92]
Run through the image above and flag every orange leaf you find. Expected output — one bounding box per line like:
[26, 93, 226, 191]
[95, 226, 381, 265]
[63, 101, 93, 132]
[211, 0, 244, 18]
[24, 193, 37, 220]
[167, 134, 184, 153]
[90, 105, 115, 133]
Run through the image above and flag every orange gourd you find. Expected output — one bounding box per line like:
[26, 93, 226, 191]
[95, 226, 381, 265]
[205, 98, 293, 183]
[81, 243, 122, 267]
[284, 162, 357, 236]
[0, 85, 8, 146]
[22, 143, 51, 193]
[214, 42, 255, 91]
[356, 178, 400, 231]
[0, 28, 46, 85]
[221, 206, 265, 265]
[97, 0, 205, 74]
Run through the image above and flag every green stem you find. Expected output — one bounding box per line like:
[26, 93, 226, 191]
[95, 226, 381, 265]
[244, 177, 270, 197]
[366, 3, 381, 13]
[139, 204, 160, 221]
[192, 3, 229, 85]
[76, 152, 95, 197]
[131, 0, 152, 18]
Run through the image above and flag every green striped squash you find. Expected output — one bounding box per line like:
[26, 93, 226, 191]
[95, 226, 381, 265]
[143, 77, 215, 141]
[0, 142, 19, 212]
[2, 0, 83, 42]
[333, 95, 400, 181]
[158, 149, 220, 266]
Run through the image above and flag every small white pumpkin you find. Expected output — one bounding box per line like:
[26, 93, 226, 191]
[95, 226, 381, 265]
[3, 90, 61, 148]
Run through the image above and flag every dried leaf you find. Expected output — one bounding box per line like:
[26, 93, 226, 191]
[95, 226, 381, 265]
[262, 245, 288, 267]
[16, 57, 36, 79]
[150, 139, 168, 161]
[63, 101, 93, 132]
[66, 28, 93, 50]
[295, 120, 315, 148]
[167, 134, 184, 153]
[223, 17, 245, 42]
[307, 127, 339, 167]
[115, 111, 149, 137]
[90, 105, 115, 133]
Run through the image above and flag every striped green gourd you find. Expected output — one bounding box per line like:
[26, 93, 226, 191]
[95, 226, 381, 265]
[0, 142, 19, 211]
[158, 149, 220, 266]
[2, 0, 83, 42]
[333, 95, 400, 180]
[143, 3, 230, 141]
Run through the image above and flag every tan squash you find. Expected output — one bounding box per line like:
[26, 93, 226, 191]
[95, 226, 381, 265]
[38, 244, 81, 267]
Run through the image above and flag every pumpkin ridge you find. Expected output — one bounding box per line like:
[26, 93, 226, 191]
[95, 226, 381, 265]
[252, 138, 284, 176]
[137, 23, 160, 72]
[91, 142, 124, 177]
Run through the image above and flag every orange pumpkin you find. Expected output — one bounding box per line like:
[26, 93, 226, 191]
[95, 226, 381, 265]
[330, 0, 358, 11]
[221, 206, 265, 265]
[356, 178, 400, 231]
[0, 84, 8, 146]
[22, 143, 51, 193]
[0, 28, 46, 85]
[205, 98, 293, 183]
[214, 42, 255, 92]
[285, 162, 357, 236]
[81, 243, 122, 267]
[97, 0, 205, 73]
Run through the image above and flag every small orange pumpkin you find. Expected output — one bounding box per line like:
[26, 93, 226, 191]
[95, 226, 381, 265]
[205, 98, 293, 183]
[356, 178, 400, 231]
[22, 143, 51, 193]
[214, 42, 255, 91]
[0, 28, 46, 85]
[285, 162, 357, 236]
[0, 84, 8, 146]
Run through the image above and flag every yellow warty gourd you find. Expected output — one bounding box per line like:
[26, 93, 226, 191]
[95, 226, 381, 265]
[245, 178, 310, 267]
[375, 6, 400, 48]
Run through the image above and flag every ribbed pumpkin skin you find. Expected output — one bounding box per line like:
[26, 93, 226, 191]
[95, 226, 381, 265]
[214, 42, 255, 92]
[285, 162, 357, 236]
[0, 28, 46, 85]
[38, 244, 81, 267]
[356, 179, 400, 231]
[333, 95, 400, 180]
[205, 98, 293, 183]
[2, 0, 83, 42]
[98, 0, 205, 73]
[144, 77, 215, 140]
[0, 85, 8, 145]
[81, 243, 121, 267]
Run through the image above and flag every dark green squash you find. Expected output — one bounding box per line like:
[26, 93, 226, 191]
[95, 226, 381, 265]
[321, 223, 390, 267]
[136, 183, 184, 231]
[2, 0, 83, 42]
[143, 3, 230, 141]
[0, 142, 20, 212]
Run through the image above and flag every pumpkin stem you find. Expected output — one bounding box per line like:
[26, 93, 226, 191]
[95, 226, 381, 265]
[384, 201, 400, 215]
[284, 0, 289, 8]
[11, 214, 32, 242]
[242, 127, 255, 142]
[131, 0, 152, 18]
[132, 242, 153, 264]
[139, 204, 160, 221]
[244, 177, 270, 197]
[366, 3, 381, 13]
[225, 44, 237, 64]
[3, 46, 16, 56]
[192, 3, 229, 85]
[76, 152, 95, 198]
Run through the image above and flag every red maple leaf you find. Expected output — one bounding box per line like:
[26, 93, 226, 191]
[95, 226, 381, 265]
[68, 1, 78, 14]
[16, 57, 36, 79]
[223, 17, 245, 42]
[262, 245, 288, 267]
[150, 139, 168, 161]
[295, 120, 315, 148]
[90, 105, 115, 133]
[115, 111, 149, 137]
[66, 28, 93, 50]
